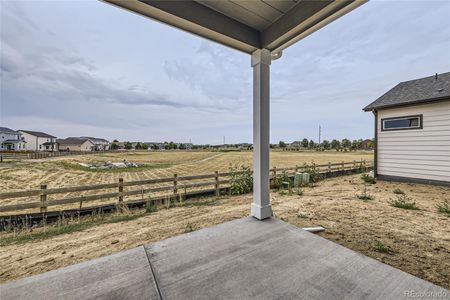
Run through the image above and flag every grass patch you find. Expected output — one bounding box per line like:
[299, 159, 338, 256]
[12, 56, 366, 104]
[295, 189, 304, 196]
[357, 185, 373, 201]
[0, 212, 146, 246]
[373, 240, 391, 254]
[184, 223, 198, 233]
[53, 161, 172, 173]
[393, 188, 405, 195]
[389, 194, 419, 210]
[361, 173, 376, 184]
[436, 200, 450, 216]
[297, 212, 308, 219]
[357, 194, 373, 201]
[145, 201, 158, 213]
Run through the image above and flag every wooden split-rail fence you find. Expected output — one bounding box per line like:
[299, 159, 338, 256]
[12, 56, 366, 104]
[0, 151, 112, 161]
[0, 160, 373, 216]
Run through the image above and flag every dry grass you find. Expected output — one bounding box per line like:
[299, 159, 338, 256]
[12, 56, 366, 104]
[0, 151, 373, 192]
[1, 173, 448, 289]
[0, 150, 373, 214]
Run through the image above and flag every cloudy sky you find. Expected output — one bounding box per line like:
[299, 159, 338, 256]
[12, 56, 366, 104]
[1, 1, 449, 144]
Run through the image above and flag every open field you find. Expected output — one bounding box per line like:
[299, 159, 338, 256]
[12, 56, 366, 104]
[0, 173, 448, 288]
[0, 150, 373, 193]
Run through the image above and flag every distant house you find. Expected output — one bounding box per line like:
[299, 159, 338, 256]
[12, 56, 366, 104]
[145, 142, 164, 150]
[19, 130, 58, 152]
[360, 139, 373, 150]
[180, 143, 193, 150]
[0, 127, 26, 151]
[236, 143, 252, 150]
[57, 137, 95, 152]
[363, 72, 450, 185]
[80, 137, 110, 151]
[116, 142, 126, 150]
[287, 141, 304, 150]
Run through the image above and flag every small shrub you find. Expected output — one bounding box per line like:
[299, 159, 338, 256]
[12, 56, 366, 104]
[297, 212, 308, 219]
[436, 200, 450, 216]
[357, 185, 373, 201]
[389, 194, 419, 210]
[361, 173, 376, 184]
[184, 223, 197, 233]
[145, 201, 157, 213]
[357, 194, 373, 201]
[393, 188, 405, 195]
[295, 189, 304, 196]
[302, 163, 322, 183]
[373, 240, 391, 254]
[229, 164, 253, 195]
[271, 171, 292, 190]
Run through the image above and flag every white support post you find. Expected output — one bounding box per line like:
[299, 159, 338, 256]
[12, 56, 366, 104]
[251, 49, 273, 220]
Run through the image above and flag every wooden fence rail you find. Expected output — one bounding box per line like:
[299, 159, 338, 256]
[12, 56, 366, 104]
[0, 150, 113, 161]
[0, 160, 373, 214]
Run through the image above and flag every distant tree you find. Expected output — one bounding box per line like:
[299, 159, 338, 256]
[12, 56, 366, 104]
[341, 139, 351, 149]
[368, 140, 375, 150]
[141, 143, 149, 150]
[308, 140, 315, 149]
[279, 141, 287, 148]
[179, 143, 186, 150]
[135, 142, 142, 150]
[322, 140, 330, 150]
[113, 139, 119, 143]
[351, 139, 362, 150]
[301, 138, 309, 148]
[125, 142, 133, 150]
[331, 139, 340, 150]
[110, 143, 119, 150]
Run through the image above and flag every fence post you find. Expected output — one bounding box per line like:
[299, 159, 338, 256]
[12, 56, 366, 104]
[363, 159, 367, 171]
[118, 178, 124, 205]
[341, 161, 345, 172]
[215, 171, 220, 196]
[40, 184, 47, 213]
[353, 160, 356, 170]
[173, 173, 178, 201]
[273, 166, 277, 179]
[328, 162, 331, 173]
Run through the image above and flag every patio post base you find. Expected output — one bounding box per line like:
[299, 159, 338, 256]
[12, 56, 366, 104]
[250, 203, 272, 220]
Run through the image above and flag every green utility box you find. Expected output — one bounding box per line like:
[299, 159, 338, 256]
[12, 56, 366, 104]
[294, 172, 310, 187]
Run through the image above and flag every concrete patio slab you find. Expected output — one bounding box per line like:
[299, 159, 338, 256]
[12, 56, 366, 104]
[146, 217, 448, 300]
[0, 246, 159, 300]
[1, 217, 448, 300]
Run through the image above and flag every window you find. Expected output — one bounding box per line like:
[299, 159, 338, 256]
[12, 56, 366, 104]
[381, 115, 423, 131]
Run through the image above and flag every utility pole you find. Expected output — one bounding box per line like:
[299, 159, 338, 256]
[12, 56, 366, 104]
[318, 125, 322, 145]
[223, 136, 226, 147]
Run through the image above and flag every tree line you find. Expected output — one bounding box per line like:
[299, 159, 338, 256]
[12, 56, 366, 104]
[277, 138, 374, 151]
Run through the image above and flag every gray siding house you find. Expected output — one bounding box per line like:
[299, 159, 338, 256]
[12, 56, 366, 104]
[0, 127, 26, 151]
[364, 72, 450, 186]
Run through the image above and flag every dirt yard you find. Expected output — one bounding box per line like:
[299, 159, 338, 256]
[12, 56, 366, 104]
[0, 173, 448, 289]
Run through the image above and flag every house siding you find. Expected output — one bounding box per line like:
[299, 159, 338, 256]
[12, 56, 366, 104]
[20, 132, 58, 152]
[377, 101, 450, 183]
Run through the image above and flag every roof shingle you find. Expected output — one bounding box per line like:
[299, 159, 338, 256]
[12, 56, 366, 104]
[363, 72, 450, 111]
[19, 130, 56, 138]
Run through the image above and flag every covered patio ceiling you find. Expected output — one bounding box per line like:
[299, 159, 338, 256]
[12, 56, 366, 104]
[104, 0, 367, 220]
[105, 0, 367, 54]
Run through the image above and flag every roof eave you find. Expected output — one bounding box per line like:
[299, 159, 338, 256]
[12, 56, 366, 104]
[363, 96, 450, 112]
[103, 0, 367, 55]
